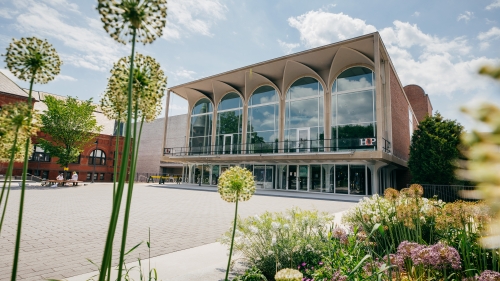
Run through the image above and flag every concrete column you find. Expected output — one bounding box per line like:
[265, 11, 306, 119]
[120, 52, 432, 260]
[241, 101, 248, 154]
[162, 90, 171, 155]
[372, 161, 388, 195]
[279, 96, 286, 151]
[374, 33, 384, 151]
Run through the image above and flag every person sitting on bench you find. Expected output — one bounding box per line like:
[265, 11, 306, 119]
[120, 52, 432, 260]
[56, 174, 63, 181]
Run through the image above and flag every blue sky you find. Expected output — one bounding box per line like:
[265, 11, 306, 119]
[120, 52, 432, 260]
[1, 0, 500, 130]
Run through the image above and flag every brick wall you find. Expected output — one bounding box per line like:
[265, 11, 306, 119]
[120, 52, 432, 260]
[390, 68, 411, 161]
[403, 85, 433, 122]
[0, 92, 34, 107]
[0, 132, 126, 182]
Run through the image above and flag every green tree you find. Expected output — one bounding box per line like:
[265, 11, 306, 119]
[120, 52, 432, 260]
[38, 95, 102, 169]
[408, 112, 464, 185]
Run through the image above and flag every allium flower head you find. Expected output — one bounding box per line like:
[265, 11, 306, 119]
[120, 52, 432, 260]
[0, 102, 38, 162]
[101, 53, 166, 122]
[218, 166, 255, 202]
[274, 268, 303, 281]
[384, 187, 399, 201]
[97, 0, 168, 45]
[4, 37, 61, 83]
[408, 184, 424, 197]
[478, 270, 500, 281]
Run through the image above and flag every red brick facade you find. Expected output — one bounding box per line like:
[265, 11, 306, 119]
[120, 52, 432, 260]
[390, 67, 412, 161]
[403, 85, 433, 122]
[0, 92, 35, 108]
[0, 132, 126, 182]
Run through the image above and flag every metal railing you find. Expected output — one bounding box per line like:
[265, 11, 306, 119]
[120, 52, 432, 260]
[164, 138, 391, 156]
[407, 184, 476, 203]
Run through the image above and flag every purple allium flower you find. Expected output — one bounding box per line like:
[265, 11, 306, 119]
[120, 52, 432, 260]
[478, 270, 500, 281]
[331, 270, 348, 281]
[396, 241, 421, 266]
[298, 265, 301, 269]
[332, 227, 348, 244]
[302, 262, 306, 266]
[319, 261, 324, 265]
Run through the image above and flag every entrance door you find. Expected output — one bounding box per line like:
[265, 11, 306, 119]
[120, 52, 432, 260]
[288, 165, 297, 190]
[297, 128, 309, 152]
[223, 134, 233, 154]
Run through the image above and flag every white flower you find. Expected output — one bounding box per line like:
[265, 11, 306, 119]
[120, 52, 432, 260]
[268, 250, 274, 255]
[272, 237, 277, 245]
[254, 214, 261, 222]
[283, 223, 290, 229]
[271, 222, 281, 229]
[249, 226, 259, 234]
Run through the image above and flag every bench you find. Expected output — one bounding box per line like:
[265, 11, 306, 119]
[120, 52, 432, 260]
[46, 180, 84, 187]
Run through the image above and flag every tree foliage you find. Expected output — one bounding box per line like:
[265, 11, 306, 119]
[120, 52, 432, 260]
[408, 112, 464, 185]
[38, 95, 102, 168]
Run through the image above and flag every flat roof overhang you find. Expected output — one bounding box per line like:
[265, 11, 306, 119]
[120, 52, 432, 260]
[160, 151, 407, 168]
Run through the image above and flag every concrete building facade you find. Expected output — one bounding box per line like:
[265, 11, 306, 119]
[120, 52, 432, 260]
[161, 33, 433, 198]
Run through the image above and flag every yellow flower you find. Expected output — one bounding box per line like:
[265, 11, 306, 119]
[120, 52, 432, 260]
[384, 187, 399, 201]
[218, 166, 256, 203]
[4, 37, 61, 83]
[97, 0, 168, 45]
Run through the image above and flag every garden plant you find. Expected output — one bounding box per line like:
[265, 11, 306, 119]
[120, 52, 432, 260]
[2, 36, 61, 281]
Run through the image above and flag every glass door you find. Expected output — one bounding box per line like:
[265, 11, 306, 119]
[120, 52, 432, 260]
[288, 165, 297, 190]
[223, 134, 233, 154]
[297, 128, 309, 152]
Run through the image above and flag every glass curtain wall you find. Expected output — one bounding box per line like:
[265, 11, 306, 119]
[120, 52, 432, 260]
[247, 86, 279, 154]
[189, 98, 213, 155]
[331, 67, 376, 150]
[285, 77, 324, 153]
[216, 92, 243, 154]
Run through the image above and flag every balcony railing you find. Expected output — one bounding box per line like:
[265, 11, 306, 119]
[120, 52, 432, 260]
[164, 138, 392, 157]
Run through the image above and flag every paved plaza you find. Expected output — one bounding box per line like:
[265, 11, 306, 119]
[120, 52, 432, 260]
[0, 183, 356, 280]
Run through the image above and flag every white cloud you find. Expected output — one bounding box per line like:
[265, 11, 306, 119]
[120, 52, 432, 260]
[0, 8, 17, 19]
[457, 11, 473, 22]
[286, 10, 500, 130]
[54, 74, 77, 82]
[412, 12, 420, 17]
[162, 0, 227, 40]
[12, 0, 125, 72]
[287, 10, 377, 48]
[486, 18, 497, 24]
[478, 26, 500, 41]
[277, 39, 300, 54]
[486, 0, 500, 10]
[174, 68, 196, 80]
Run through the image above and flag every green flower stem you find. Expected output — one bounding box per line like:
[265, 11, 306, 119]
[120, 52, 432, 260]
[0, 127, 20, 234]
[98, 28, 137, 281]
[225, 194, 239, 281]
[117, 92, 140, 279]
[112, 114, 121, 201]
[12, 74, 35, 281]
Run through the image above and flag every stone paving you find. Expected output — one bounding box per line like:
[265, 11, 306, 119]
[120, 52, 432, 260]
[0, 183, 356, 280]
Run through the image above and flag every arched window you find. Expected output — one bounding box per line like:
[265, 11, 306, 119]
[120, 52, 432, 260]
[331, 67, 376, 150]
[189, 98, 213, 154]
[89, 149, 106, 165]
[285, 77, 324, 152]
[216, 93, 242, 154]
[247, 86, 279, 154]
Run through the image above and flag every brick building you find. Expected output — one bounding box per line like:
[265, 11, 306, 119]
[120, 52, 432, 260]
[161, 32, 432, 199]
[0, 71, 125, 182]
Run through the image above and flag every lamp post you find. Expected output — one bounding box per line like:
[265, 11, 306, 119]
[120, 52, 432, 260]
[91, 139, 98, 183]
[36, 152, 43, 178]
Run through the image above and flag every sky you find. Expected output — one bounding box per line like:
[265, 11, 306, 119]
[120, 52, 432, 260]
[0, 0, 500, 131]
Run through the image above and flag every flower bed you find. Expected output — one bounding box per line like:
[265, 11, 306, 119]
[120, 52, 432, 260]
[225, 185, 499, 281]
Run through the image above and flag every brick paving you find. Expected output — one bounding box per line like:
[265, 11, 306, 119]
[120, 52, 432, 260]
[0, 183, 356, 280]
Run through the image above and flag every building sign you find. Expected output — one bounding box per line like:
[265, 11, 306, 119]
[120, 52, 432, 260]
[359, 138, 376, 146]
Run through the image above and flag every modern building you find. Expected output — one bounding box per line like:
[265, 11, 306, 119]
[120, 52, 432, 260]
[0, 71, 126, 182]
[161, 32, 432, 198]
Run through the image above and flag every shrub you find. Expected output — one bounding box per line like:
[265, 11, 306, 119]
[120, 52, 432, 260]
[221, 208, 333, 280]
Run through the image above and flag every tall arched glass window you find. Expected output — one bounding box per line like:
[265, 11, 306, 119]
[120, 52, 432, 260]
[285, 77, 324, 152]
[89, 149, 106, 165]
[216, 93, 242, 154]
[189, 98, 213, 154]
[331, 67, 376, 150]
[247, 86, 279, 154]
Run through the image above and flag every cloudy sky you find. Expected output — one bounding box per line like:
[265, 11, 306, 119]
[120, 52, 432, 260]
[1, 0, 500, 130]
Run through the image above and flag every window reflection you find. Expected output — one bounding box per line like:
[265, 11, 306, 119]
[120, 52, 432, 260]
[285, 77, 324, 148]
[247, 86, 279, 153]
[189, 98, 213, 154]
[217, 93, 243, 154]
[332, 67, 376, 150]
